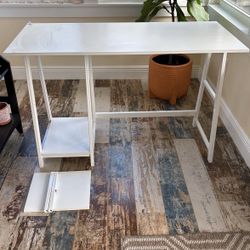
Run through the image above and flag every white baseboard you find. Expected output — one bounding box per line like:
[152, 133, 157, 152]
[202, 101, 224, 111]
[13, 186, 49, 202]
[206, 78, 250, 167]
[12, 64, 201, 80]
[220, 99, 250, 167]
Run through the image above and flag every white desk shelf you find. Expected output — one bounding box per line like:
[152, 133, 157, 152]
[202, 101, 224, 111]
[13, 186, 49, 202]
[24, 171, 91, 213]
[42, 117, 90, 158]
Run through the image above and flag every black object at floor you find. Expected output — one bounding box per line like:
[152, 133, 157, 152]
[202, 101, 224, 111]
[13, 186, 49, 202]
[0, 55, 23, 152]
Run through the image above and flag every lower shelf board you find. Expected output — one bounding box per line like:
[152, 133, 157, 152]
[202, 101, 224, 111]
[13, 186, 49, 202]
[42, 117, 90, 158]
[24, 170, 91, 213]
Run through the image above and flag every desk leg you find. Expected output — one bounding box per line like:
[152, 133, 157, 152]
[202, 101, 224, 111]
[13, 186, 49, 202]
[24, 56, 44, 167]
[84, 56, 95, 167]
[88, 56, 96, 136]
[193, 53, 211, 127]
[207, 53, 227, 162]
[37, 56, 52, 122]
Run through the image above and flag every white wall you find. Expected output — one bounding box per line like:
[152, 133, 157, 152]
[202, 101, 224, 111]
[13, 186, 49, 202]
[208, 53, 250, 138]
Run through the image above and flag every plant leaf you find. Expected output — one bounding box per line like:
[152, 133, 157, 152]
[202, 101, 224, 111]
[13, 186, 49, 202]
[176, 3, 187, 21]
[136, 0, 166, 22]
[187, 0, 209, 21]
[147, 5, 165, 21]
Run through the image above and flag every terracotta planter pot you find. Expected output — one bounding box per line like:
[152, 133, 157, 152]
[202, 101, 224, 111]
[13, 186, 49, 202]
[148, 54, 192, 105]
[0, 102, 11, 126]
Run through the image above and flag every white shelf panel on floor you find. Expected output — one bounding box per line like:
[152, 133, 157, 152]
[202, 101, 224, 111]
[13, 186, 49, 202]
[24, 171, 91, 213]
[42, 117, 90, 158]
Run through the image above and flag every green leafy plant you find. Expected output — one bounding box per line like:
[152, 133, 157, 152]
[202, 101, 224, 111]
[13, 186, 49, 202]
[136, 0, 209, 22]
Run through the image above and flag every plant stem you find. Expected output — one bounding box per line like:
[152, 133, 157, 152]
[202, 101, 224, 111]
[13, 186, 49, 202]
[163, 5, 172, 15]
[169, 0, 175, 22]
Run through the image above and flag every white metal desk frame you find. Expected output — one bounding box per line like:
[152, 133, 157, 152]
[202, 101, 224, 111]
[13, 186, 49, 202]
[6, 22, 248, 168]
[89, 52, 225, 163]
[24, 52, 224, 166]
[24, 56, 95, 167]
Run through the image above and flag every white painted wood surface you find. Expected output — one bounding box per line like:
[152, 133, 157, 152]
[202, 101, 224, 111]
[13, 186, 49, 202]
[174, 139, 227, 232]
[24, 171, 91, 213]
[42, 117, 90, 158]
[4, 22, 249, 55]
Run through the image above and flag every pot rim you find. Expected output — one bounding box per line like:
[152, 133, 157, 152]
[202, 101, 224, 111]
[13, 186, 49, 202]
[0, 102, 8, 111]
[150, 54, 192, 68]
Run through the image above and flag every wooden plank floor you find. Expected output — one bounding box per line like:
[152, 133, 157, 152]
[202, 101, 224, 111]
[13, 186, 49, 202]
[0, 79, 250, 250]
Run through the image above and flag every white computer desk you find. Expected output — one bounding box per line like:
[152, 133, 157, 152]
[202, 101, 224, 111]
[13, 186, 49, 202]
[4, 21, 249, 168]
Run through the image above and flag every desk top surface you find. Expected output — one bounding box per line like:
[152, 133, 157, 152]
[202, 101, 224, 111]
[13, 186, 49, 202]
[4, 22, 249, 55]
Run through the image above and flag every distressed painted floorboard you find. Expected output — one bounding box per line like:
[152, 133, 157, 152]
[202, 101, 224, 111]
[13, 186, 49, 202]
[42, 211, 77, 250]
[106, 80, 137, 249]
[128, 80, 169, 235]
[72, 144, 108, 250]
[0, 131, 23, 189]
[131, 120, 169, 235]
[155, 139, 199, 234]
[0, 157, 38, 250]
[0, 79, 250, 250]
[174, 139, 227, 232]
[8, 216, 47, 250]
[144, 93, 198, 234]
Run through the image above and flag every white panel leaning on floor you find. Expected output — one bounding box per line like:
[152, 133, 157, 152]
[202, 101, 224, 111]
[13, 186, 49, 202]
[4, 21, 249, 168]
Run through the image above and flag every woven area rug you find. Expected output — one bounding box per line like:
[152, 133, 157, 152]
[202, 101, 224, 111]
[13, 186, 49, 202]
[122, 232, 250, 250]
